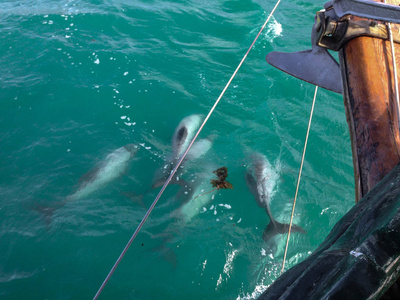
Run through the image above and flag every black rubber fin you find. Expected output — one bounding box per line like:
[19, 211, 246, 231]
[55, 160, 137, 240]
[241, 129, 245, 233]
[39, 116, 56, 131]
[32, 201, 65, 225]
[266, 18, 343, 94]
[266, 48, 342, 94]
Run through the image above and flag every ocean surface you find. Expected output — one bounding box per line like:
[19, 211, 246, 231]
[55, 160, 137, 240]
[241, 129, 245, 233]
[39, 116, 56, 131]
[0, 0, 355, 299]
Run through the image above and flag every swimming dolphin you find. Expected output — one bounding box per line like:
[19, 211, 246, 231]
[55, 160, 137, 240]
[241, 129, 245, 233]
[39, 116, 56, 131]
[67, 143, 138, 201]
[172, 114, 203, 160]
[152, 168, 217, 265]
[177, 170, 217, 223]
[152, 114, 212, 188]
[34, 144, 138, 222]
[245, 153, 305, 241]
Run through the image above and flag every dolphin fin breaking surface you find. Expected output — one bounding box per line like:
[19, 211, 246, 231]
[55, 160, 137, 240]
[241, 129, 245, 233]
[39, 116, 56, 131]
[263, 219, 306, 241]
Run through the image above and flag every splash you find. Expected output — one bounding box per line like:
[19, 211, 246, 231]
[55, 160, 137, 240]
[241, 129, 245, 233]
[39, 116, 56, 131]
[216, 249, 239, 289]
[265, 17, 282, 43]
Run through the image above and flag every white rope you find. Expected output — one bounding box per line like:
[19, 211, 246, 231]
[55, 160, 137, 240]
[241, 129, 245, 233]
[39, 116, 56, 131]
[93, 3, 283, 299]
[281, 85, 318, 274]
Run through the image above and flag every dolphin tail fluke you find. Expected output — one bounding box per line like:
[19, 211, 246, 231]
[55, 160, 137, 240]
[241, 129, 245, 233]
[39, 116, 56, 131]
[122, 191, 146, 207]
[173, 177, 189, 188]
[159, 246, 177, 269]
[152, 178, 165, 189]
[149, 238, 178, 269]
[32, 202, 64, 225]
[262, 220, 306, 241]
[152, 176, 189, 190]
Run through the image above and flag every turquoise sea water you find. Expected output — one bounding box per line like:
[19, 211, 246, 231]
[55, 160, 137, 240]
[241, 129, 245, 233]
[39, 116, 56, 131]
[0, 0, 354, 299]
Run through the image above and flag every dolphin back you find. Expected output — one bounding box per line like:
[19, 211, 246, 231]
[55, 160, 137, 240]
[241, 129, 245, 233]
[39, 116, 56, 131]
[70, 144, 137, 201]
[172, 114, 203, 159]
[124, 143, 139, 156]
[152, 115, 209, 190]
[186, 138, 212, 160]
[245, 171, 267, 209]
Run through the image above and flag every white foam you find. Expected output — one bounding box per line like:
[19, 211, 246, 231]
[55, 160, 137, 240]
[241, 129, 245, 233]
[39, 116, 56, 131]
[350, 250, 363, 258]
[202, 260, 207, 272]
[218, 204, 231, 209]
[265, 17, 283, 43]
[223, 250, 238, 277]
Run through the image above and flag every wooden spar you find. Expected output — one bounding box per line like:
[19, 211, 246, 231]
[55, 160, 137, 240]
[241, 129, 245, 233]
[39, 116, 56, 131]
[339, 2, 400, 202]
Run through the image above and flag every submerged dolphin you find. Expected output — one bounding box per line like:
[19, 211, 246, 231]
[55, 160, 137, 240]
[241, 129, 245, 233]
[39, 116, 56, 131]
[152, 114, 212, 188]
[35, 144, 138, 221]
[152, 169, 217, 266]
[67, 143, 138, 201]
[177, 170, 217, 223]
[246, 153, 305, 241]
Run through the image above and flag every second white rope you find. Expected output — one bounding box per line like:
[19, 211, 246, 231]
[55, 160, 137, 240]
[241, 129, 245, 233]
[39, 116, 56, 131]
[281, 85, 318, 274]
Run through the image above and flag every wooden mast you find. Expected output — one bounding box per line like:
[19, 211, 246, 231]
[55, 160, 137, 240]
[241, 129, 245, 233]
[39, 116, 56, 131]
[339, 0, 400, 202]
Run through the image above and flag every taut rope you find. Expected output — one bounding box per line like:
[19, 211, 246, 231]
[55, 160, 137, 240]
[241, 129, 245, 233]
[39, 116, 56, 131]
[281, 85, 318, 274]
[93, 2, 283, 299]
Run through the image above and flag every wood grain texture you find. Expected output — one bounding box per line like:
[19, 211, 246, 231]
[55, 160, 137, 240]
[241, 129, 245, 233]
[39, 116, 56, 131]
[340, 4, 400, 202]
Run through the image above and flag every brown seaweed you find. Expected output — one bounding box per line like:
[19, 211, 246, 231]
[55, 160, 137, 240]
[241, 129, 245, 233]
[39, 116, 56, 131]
[193, 167, 233, 200]
[210, 167, 233, 190]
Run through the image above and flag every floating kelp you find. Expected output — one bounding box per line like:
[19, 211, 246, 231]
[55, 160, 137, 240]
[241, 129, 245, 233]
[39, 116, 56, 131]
[210, 167, 233, 190]
[193, 167, 233, 200]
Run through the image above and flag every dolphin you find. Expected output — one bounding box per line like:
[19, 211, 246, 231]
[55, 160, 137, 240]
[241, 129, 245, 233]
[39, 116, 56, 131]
[152, 114, 212, 189]
[245, 153, 305, 241]
[34, 144, 138, 222]
[177, 170, 217, 223]
[172, 114, 203, 160]
[67, 143, 139, 202]
[152, 169, 217, 265]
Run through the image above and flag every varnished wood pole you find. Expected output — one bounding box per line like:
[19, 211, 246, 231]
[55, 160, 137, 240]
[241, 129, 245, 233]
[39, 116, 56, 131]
[339, 8, 400, 202]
